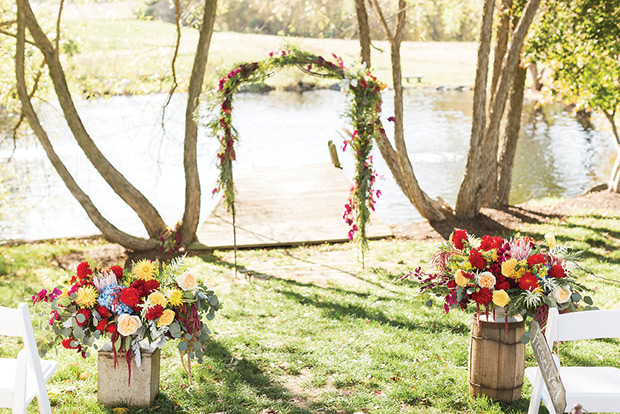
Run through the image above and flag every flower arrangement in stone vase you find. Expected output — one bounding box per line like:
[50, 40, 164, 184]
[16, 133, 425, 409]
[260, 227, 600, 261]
[33, 256, 220, 380]
[401, 230, 595, 333]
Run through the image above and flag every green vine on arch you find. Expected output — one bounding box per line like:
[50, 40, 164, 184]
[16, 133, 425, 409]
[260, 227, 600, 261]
[207, 48, 387, 253]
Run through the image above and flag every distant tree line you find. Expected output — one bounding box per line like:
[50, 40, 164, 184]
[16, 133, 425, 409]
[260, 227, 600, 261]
[144, 0, 481, 41]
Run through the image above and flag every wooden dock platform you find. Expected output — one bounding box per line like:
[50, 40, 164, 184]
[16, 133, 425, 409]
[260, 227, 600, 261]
[196, 163, 393, 249]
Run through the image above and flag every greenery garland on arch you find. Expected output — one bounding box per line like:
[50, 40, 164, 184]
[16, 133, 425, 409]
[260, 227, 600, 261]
[207, 48, 387, 253]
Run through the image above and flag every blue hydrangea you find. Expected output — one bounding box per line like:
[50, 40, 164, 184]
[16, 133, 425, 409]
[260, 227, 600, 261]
[97, 284, 133, 315]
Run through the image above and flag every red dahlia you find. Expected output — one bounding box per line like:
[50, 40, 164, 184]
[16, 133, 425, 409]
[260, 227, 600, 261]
[145, 305, 164, 320]
[469, 249, 487, 270]
[119, 287, 141, 307]
[96, 305, 111, 319]
[76, 262, 93, 280]
[105, 324, 117, 334]
[96, 319, 108, 332]
[527, 254, 546, 267]
[519, 272, 539, 291]
[451, 229, 468, 250]
[109, 265, 124, 281]
[480, 235, 505, 251]
[549, 264, 566, 279]
[471, 287, 493, 305]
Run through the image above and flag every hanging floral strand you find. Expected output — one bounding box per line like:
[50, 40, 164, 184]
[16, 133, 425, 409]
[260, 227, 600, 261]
[207, 48, 387, 257]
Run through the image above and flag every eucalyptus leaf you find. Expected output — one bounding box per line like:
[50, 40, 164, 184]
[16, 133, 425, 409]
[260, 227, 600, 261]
[73, 326, 84, 339]
[584, 296, 593, 305]
[178, 341, 188, 351]
[571, 292, 582, 302]
[76, 313, 86, 324]
[520, 332, 530, 344]
[184, 333, 193, 341]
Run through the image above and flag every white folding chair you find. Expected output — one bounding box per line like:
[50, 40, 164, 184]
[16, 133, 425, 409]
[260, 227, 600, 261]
[0, 303, 58, 413]
[525, 307, 620, 413]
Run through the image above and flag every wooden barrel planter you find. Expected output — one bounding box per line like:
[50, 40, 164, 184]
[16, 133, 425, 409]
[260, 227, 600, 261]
[468, 315, 525, 402]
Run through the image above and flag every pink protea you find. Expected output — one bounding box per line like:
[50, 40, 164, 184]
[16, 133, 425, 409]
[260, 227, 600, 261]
[93, 270, 118, 293]
[507, 237, 532, 261]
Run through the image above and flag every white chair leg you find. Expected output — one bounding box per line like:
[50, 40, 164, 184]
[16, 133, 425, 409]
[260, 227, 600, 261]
[12, 351, 27, 414]
[529, 371, 544, 414]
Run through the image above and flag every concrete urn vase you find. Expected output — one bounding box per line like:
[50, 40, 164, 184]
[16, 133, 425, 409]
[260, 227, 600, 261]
[97, 342, 161, 407]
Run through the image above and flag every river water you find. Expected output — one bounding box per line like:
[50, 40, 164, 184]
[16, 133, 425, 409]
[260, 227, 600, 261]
[0, 90, 615, 241]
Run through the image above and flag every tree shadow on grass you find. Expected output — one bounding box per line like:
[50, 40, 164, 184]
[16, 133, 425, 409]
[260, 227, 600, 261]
[276, 288, 470, 335]
[194, 340, 314, 414]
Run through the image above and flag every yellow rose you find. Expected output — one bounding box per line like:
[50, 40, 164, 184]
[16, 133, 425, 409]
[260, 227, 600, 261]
[455, 269, 470, 287]
[148, 291, 167, 307]
[551, 286, 571, 304]
[157, 309, 175, 327]
[176, 271, 197, 291]
[117, 314, 142, 336]
[501, 258, 518, 279]
[545, 233, 557, 249]
[477, 271, 496, 289]
[492, 290, 511, 308]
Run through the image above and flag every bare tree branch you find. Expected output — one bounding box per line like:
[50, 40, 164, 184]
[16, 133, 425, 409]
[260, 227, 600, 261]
[16, 0, 156, 251]
[161, 0, 182, 129]
[19, 0, 167, 239]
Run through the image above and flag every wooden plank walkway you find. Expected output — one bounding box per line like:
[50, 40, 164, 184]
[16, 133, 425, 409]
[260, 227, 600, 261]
[196, 163, 393, 249]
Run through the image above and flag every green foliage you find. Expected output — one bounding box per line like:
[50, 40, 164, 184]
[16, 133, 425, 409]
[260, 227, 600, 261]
[2, 203, 620, 412]
[526, 0, 620, 114]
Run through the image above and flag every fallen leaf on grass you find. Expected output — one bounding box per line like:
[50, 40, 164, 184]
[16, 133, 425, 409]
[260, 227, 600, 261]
[78, 372, 90, 380]
[112, 408, 129, 414]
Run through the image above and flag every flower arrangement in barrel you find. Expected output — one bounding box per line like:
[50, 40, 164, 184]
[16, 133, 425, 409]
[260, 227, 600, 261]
[33, 257, 219, 382]
[401, 229, 594, 326]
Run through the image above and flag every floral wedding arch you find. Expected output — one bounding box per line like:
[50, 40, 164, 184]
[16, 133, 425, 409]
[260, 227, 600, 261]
[207, 48, 387, 254]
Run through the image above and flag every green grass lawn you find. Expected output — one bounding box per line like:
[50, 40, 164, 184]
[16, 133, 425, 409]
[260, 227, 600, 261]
[1, 202, 620, 413]
[30, 2, 477, 97]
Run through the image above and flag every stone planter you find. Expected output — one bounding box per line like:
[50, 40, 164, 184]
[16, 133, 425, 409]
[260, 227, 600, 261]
[97, 342, 160, 407]
[468, 309, 525, 402]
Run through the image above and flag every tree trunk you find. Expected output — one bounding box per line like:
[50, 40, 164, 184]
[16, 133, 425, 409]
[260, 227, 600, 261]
[368, 0, 450, 221]
[491, 0, 513, 97]
[456, 0, 541, 219]
[355, 0, 371, 68]
[16, 1, 156, 251]
[454, 0, 495, 219]
[20, 0, 166, 240]
[528, 63, 543, 91]
[602, 109, 620, 192]
[496, 65, 527, 205]
[180, 0, 218, 244]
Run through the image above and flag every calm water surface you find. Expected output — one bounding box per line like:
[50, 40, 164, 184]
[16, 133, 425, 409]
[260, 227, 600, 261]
[0, 90, 615, 240]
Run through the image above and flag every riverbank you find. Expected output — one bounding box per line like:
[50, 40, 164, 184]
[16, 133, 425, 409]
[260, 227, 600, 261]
[31, 2, 477, 98]
[1, 192, 620, 413]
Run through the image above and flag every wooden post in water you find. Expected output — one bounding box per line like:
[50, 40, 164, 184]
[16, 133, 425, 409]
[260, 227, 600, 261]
[328, 140, 342, 169]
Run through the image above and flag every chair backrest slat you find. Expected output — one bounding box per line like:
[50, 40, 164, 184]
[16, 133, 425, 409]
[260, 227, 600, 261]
[547, 308, 620, 343]
[0, 306, 26, 337]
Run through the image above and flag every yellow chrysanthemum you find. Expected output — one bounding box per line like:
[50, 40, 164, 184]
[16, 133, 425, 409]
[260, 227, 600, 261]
[537, 266, 548, 278]
[148, 291, 167, 307]
[166, 289, 183, 307]
[458, 260, 473, 271]
[132, 259, 156, 281]
[75, 285, 98, 308]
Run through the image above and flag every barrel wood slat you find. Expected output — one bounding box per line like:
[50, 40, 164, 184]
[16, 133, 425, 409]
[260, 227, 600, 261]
[468, 317, 525, 402]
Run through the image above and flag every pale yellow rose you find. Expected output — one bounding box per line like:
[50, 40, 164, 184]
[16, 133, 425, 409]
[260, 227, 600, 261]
[477, 271, 496, 289]
[455, 269, 470, 287]
[492, 290, 511, 308]
[551, 286, 571, 304]
[148, 291, 167, 307]
[117, 314, 142, 336]
[176, 271, 197, 291]
[157, 309, 175, 327]
[545, 233, 557, 249]
[501, 258, 519, 279]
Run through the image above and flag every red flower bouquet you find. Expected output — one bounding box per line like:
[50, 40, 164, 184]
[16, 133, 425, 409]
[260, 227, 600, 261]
[402, 230, 594, 327]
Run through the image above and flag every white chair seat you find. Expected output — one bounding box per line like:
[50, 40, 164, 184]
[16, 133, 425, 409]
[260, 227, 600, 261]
[526, 366, 620, 412]
[0, 358, 58, 408]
